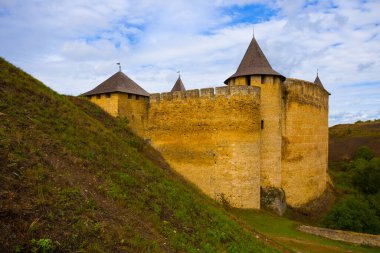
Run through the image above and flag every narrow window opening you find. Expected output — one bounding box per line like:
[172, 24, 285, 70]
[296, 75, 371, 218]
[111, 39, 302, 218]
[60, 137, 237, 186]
[261, 120, 264, 129]
[105, 93, 111, 98]
[96, 95, 101, 99]
[246, 76, 251, 86]
[128, 94, 132, 99]
[261, 75, 265, 84]
[135, 95, 139, 100]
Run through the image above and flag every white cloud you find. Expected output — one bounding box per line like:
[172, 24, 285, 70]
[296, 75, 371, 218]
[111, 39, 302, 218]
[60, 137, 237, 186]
[0, 0, 379, 124]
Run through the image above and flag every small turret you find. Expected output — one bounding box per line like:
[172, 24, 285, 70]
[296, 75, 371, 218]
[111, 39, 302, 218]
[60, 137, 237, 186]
[171, 75, 186, 92]
[314, 73, 331, 95]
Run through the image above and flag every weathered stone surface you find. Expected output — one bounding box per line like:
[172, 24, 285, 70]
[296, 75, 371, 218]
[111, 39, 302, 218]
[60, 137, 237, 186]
[147, 86, 262, 209]
[260, 187, 286, 216]
[299, 225, 380, 247]
[282, 79, 329, 207]
[253, 76, 283, 189]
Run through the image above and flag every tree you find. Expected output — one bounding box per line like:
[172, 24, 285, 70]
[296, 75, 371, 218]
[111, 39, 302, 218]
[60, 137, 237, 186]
[353, 158, 380, 194]
[355, 146, 374, 161]
[323, 195, 380, 234]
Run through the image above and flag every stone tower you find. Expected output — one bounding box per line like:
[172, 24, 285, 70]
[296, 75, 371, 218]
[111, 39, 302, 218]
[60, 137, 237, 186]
[224, 36, 285, 189]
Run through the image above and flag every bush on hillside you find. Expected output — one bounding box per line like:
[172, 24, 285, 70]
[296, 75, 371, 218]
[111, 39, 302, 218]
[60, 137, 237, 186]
[323, 195, 380, 234]
[352, 157, 380, 194]
[355, 146, 374, 161]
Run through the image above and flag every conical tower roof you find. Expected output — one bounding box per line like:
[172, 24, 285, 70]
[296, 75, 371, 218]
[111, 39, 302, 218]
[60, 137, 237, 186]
[314, 74, 330, 95]
[314, 75, 324, 88]
[171, 76, 186, 92]
[224, 36, 285, 84]
[82, 71, 149, 97]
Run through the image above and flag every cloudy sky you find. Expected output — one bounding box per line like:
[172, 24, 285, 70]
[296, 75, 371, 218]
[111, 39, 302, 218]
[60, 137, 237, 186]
[1, 0, 379, 125]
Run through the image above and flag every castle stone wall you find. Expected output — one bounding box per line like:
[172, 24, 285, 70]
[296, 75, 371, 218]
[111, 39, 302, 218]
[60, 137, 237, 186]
[147, 86, 262, 208]
[282, 78, 329, 207]
[89, 93, 148, 136]
[118, 93, 149, 136]
[89, 93, 119, 117]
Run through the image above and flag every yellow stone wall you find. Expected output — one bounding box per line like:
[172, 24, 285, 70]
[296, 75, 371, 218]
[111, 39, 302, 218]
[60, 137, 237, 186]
[117, 93, 149, 136]
[281, 78, 329, 207]
[250, 75, 283, 188]
[89, 93, 119, 117]
[235, 76, 247, 85]
[89, 93, 148, 135]
[147, 86, 262, 209]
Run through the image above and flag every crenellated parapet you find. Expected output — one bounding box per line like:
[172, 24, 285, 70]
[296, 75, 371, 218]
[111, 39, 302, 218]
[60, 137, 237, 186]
[149, 85, 260, 103]
[284, 78, 329, 110]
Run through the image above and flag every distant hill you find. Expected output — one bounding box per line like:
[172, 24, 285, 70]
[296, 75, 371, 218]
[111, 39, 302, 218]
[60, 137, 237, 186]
[329, 120, 380, 162]
[0, 58, 279, 252]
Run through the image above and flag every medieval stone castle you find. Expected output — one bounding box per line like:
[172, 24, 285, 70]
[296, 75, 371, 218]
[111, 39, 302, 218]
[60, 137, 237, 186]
[82, 36, 330, 212]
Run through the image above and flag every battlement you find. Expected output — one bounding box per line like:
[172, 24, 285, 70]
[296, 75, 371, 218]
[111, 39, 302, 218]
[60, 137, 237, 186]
[284, 78, 329, 109]
[150, 85, 260, 102]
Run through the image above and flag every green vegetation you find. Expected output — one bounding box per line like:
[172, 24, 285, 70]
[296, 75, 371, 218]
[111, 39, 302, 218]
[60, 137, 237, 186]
[326, 146, 380, 234]
[232, 209, 379, 253]
[0, 57, 279, 252]
[355, 146, 375, 161]
[31, 238, 55, 253]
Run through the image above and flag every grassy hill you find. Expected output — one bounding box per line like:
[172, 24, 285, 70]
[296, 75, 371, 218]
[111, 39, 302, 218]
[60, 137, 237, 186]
[329, 121, 380, 161]
[0, 57, 281, 252]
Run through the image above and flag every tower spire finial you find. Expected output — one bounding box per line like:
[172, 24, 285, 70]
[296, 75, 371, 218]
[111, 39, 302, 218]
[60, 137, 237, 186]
[253, 25, 255, 38]
[117, 62, 121, 72]
[317, 68, 319, 77]
[177, 70, 181, 77]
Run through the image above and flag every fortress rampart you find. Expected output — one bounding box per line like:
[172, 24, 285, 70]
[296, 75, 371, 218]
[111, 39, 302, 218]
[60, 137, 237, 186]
[146, 86, 262, 208]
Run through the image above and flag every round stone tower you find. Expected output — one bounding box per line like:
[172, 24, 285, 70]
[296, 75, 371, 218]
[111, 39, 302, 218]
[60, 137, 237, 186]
[224, 35, 285, 189]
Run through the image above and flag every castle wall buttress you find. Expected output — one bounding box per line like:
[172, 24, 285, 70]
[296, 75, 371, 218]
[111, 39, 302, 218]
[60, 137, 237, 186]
[251, 76, 283, 188]
[147, 86, 262, 209]
[282, 79, 329, 207]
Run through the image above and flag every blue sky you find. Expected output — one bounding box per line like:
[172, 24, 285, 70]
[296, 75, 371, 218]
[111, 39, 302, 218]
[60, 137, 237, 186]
[0, 0, 379, 125]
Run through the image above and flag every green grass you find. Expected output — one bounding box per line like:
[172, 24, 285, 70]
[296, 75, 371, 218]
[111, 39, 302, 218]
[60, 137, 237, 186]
[0, 57, 279, 252]
[232, 209, 380, 253]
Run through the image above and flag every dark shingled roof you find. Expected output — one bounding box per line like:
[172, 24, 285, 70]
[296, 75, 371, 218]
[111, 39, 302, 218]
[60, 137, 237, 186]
[314, 75, 331, 95]
[171, 76, 186, 92]
[82, 71, 149, 97]
[224, 36, 285, 84]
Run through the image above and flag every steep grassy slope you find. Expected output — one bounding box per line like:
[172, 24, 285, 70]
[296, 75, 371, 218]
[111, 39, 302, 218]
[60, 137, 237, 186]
[0, 57, 279, 252]
[329, 121, 380, 161]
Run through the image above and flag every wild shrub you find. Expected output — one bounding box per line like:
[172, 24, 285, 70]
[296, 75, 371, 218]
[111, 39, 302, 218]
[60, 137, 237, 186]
[355, 146, 374, 161]
[323, 195, 380, 234]
[352, 157, 380, 194]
